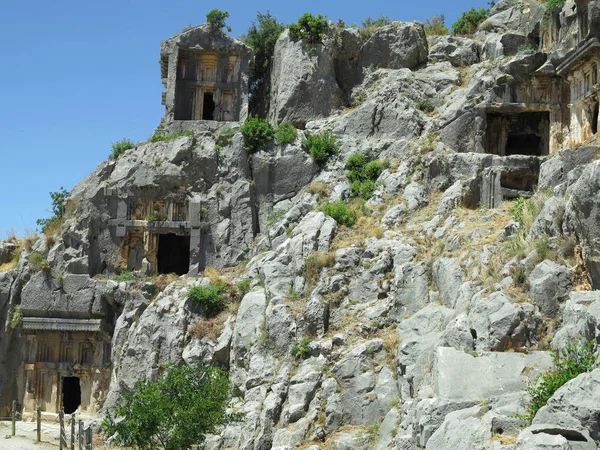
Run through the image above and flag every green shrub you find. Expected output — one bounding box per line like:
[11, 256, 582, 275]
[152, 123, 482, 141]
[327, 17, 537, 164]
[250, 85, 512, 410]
[545, 0, 565, 12]
[424, 15, 449, 36]
[236, 279, 251, 297]
[303, 131, 339, 166]
[289, 13, 329, 44]
[291, 338, 312, 359]
[36, 187, 69, 234]
[241, 116, 274, 152]
[518, 42, 537, 52]
[451, 8, 490, 35]
[318, 201, 357, 227]
[206, 9, 231, 32]
[416, 99, 434, 114]
[511, 197, 537, 226]
[351, 179, 377, 199]
[523, 340, 597, 424]
[345, 153, 387, 199]
[275, 122, 298, 145]
[145, 210, 168, 222]
[242, 11, 285, 114]
[150, 129, 193, 143]
[188, 283, 228, 315]
[29, 252, 49, 272]
[110, 138, 136, 161]
[115, 270, 136, 283]
[101, 364, 234, 450]
[9, 306, 22, 329]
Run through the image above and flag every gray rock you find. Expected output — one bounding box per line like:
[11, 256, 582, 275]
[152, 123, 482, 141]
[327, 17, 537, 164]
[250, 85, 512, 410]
[0, 243, 17, 265]
[429, 36, 480, 67]
[529, 261, 572, 317]
[231, 291, 268, 364]
[529, 197, 565, 239]
[432, 257, 464, 309]
[436, 181, 464, 216]
[516, 425, 596, 450]
[359, 22, 428, 70]
[403, 183, 429, 211]
[470, 292, 541, 351]
[552, 291, 600, 352]
[269, 28, 343, 126]
[425, 406, 493, 450]
[533, 369, 600, 440]
[433, 347, 552, 402]
[564, 160, 600, 289]
[539, 147, 599, 191]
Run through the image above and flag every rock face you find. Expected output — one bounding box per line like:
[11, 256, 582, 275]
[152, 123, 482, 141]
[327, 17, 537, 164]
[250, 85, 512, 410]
[533, 369, 600, 441]
[269, 21, 428, 126]
[5, 3, 600, 449]
[565, 160, 600, 289]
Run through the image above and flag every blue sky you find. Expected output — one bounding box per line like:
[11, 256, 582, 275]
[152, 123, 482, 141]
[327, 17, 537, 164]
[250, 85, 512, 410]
[0, 0, 488, 237]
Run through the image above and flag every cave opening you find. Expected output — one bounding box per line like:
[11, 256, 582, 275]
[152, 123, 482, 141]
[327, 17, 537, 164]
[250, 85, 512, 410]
[62, 377, 81, 415]
[157, 234, 190, 275]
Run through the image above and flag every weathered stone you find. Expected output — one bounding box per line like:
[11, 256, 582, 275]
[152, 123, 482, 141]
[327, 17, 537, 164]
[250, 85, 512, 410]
[529, 261, 571, 317]
[433, 347, 552, 402]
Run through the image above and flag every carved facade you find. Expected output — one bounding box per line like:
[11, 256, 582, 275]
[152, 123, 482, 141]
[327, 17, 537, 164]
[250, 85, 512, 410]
[106, 190, 210, 275]
[481, 0, 600, 206]
[160, 24, 253, 125]
[21, 323, 111, 414]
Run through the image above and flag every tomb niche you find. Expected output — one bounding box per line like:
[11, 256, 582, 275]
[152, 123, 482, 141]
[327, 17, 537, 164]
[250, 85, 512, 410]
[485, 111, 550, 156]
[160, 24, 253, 124]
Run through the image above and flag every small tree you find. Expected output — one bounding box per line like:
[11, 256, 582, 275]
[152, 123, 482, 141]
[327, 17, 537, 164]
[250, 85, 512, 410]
[102, 364, 235, 450]
[288, 13, 329, 44]
[206, 9, 231, 33]
[451, 8, 490, 35]
[242, 11, 285, 116]
[36, 187, 69, 234]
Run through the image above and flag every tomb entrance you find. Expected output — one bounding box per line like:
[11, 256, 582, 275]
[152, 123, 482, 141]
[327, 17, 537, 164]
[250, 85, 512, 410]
[157, 234, 190, 275]
[62, 376, 81, 415]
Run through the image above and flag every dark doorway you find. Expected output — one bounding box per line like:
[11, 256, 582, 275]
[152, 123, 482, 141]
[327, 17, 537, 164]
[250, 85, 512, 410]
[505, 134, 543, 156]
[486, 111, 550, 156]
[203, 93, 215, 120]
[62, 377, 81, 414]
[157, 234, 190, 275]
[592, 102, 599, 135]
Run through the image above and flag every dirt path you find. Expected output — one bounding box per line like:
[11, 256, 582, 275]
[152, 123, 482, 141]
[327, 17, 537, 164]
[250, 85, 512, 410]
[0, 420, 59, 449]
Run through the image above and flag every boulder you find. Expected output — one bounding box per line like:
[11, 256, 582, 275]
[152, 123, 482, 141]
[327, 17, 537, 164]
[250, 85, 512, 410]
[358, 22, 428, 70]
[433, 347, 552, 402]
[528, 261, 572, 317]
[429, 36, 480, 67]
[533, 369, 600, 441]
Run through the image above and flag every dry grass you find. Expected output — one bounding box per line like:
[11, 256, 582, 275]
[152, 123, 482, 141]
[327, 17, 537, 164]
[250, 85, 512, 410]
[188, 308, 231, 341]
[304, 251, 336, 292]
[203, 267, 230, 286]
[153, 273, 179, 292]
[307, 181, 331, 200]
[492, 433, 517, 445]
[43, 217, 64, 248]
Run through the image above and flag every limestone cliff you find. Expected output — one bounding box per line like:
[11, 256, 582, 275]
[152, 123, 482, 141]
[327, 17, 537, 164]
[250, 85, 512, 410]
[3, 1, 600, 449]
